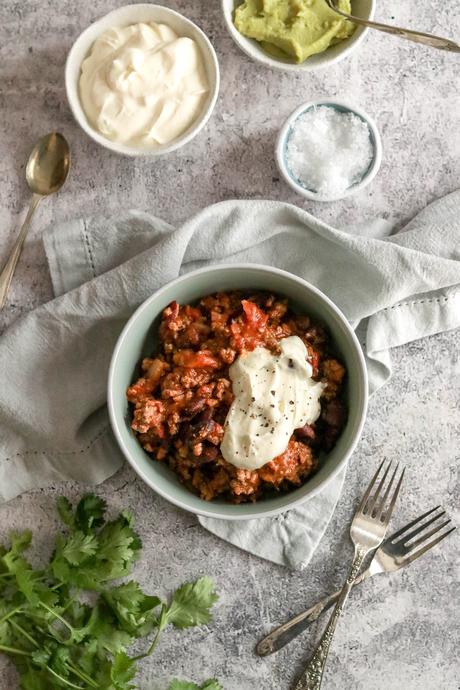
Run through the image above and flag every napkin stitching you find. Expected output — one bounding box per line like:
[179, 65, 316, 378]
[0, 426, 110, 463]
[82, 220, 97, 278]
[382, 295, 451, 312]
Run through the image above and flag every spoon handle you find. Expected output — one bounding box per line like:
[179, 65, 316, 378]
[326, 0, 460, 52]
[0, 194, 41, 309]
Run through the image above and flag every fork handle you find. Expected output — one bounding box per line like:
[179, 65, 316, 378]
[293, 546, 367, 690]
[256, 566, 372, 656]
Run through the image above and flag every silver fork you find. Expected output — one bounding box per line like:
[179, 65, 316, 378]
[257, 506, 455, 656]
[293, 461, 404, 690]
[325, 0, 460, 53]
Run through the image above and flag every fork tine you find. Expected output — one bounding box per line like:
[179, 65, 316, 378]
[379, 466, 405, 525]
[388, 505, 442, 542]
[358, 460, 386, 512]
[366, 462, 392, 516]
[404, 519, 452, 550]
[373, 462, 399, 520]
[392, 509, 446, 546]
[372, 462, 398, 519]
[403, 526, 456, 566]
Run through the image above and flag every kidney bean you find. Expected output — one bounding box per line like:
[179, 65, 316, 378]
[322, 399, 346, 428]
[183, 398, 207, 419]
[295, 423, 316, 440]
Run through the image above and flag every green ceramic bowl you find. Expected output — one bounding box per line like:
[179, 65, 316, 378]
[108, 264, 368, 519]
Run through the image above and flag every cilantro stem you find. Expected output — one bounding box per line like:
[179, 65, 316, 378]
[67, 662, 98, 688]
[0, 644, 30, 657]
[39, 601, 75, 634]
[132, 624, 162, 661]
[6, 618, 95, 689]
[50, 581, 65, 590]
[45, 665, 85, 689]
[0, 605, 22, 626]
[60, 596, 76, 615]
[8, 619, 39, 648]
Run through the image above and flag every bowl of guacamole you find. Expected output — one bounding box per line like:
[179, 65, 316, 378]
[221, 0, 375, 71]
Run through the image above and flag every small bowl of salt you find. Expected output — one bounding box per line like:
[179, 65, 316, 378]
[276, 99, 382, 202]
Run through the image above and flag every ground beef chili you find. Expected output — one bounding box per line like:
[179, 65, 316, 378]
[127, 291, 347, 503]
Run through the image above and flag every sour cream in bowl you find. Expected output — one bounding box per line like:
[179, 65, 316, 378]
[66, 5, 219, 156]
[221, 336, 325, 470]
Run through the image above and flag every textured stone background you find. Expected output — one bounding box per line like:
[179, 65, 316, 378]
[0, 1, 459, 688]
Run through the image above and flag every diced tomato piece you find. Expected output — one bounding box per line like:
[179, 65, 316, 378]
[306, 345, 320, 372]
[163, 300, 179, 320]
[230, 300, 271, 353]
[183, 305, 201, 320]
[241, 300, 268, 330]
[173, 349, 220, 369]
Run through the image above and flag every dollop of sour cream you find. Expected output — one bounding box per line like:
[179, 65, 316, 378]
[221, 336, 325, 471]
[79, 22, 209, 148]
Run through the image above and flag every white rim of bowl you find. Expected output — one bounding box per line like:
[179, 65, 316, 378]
[220, 0, 375, 72]
[275, 98, 383, 202]
[107, 263, 369, 520]
[65, 4, 220, 157]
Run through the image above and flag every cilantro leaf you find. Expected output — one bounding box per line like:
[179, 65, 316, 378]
[92, 651, 137, 690]
[8, 530, 32, 554]
[102, 581, 161, 636]
[75, 494, 107, 534]
[50, 512, 142, 590]
[1, 532, 46, 605]
[165, 577, 218, 629]
[56, 496, 76, 529]
[111, 651, 137, 686]
[61, 531, 98, 565]
[96, 514, 142, 578]
[19, 666, 51, 690]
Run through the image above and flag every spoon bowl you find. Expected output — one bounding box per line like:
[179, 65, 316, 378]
[26, 132, 71, 196]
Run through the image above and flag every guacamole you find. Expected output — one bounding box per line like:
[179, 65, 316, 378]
[234, 0, 355, 63]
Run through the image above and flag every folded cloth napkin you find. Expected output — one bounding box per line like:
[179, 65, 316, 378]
[1, 194, 459, 570]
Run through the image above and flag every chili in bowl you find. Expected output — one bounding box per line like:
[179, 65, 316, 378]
[108, 264, 368, 520]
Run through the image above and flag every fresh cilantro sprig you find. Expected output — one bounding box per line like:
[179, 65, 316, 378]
[0, 494, 219, 690]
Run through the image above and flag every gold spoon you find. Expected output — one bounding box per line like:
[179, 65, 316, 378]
[325, 0, 460, 52]
[0, 132, 71, 309]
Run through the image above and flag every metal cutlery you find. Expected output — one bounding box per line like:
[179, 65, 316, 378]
[257, 505, 455, 656]
[0, 133, 70, 310]
[325, 0, 460, 52]
[293, 461, 404, 690]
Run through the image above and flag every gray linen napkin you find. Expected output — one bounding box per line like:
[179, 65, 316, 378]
[1, 195, 459, 570]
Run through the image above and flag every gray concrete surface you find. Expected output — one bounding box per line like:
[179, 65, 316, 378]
[0, 1, 459, 688]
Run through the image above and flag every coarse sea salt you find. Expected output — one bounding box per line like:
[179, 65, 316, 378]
[286, 106, 374, 198]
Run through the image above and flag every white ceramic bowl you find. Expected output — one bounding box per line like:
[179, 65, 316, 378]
[221, 0, 375, 71]
[65, 4, 220, 157]
[276, 98, 382, 201]
[108, 264, 368, 520]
